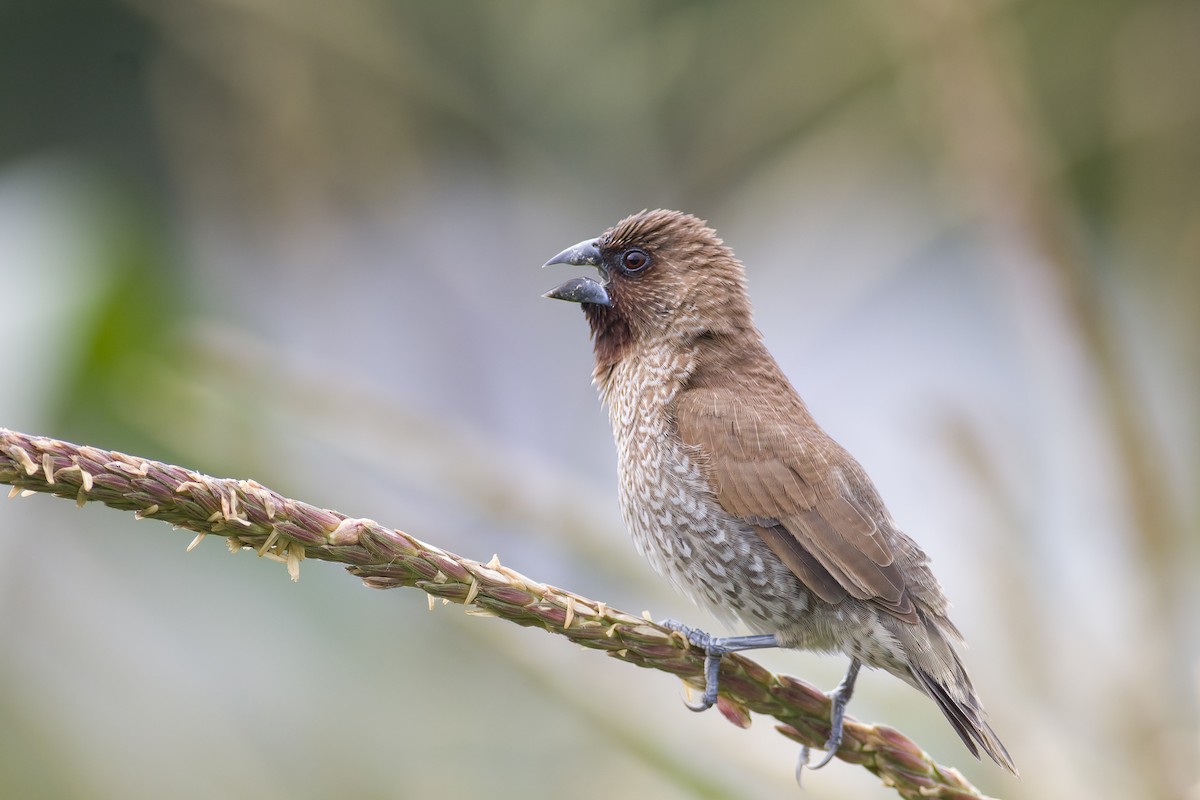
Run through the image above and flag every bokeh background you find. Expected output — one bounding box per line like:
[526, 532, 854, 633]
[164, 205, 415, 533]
[1, 1, 1197, 798]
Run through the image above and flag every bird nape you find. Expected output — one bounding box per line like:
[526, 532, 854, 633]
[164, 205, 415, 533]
[542, 209, 1017, 779]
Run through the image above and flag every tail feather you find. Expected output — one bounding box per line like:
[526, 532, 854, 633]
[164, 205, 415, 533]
[913, 667, 1018, 775]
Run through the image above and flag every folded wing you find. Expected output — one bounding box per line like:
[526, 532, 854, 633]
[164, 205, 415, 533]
[674, 385, 917, 624]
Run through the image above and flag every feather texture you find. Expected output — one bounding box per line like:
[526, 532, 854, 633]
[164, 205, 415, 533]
[553, 209, 1016, 774]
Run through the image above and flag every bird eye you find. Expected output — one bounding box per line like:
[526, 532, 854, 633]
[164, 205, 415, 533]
[622, 248, 650, 273]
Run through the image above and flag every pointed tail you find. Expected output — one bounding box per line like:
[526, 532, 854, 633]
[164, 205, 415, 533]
[911, 665, 1018, 774]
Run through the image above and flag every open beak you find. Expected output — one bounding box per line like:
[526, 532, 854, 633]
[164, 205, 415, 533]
[542, 237, 610, 306]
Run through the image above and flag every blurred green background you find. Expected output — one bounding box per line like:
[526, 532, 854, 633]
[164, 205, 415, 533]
[1, 1, 1197, 798]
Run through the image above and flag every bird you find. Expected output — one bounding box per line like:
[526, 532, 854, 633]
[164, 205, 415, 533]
[541, 209, 1016, 776]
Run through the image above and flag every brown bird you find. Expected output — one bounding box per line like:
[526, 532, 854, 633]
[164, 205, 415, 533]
[543, 209, 1016, 775]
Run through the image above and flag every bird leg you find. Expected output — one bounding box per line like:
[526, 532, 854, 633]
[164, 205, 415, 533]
[798, 658, 862, 777]
[660, 619, 778, 711]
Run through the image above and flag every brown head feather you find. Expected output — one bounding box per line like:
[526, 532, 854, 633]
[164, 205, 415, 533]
[583, 209, 755, 375]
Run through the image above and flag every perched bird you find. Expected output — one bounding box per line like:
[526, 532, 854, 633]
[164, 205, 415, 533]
[542, 209, 1016, 775]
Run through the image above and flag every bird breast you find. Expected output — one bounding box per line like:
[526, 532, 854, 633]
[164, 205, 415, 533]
[599, 344, 817, 636]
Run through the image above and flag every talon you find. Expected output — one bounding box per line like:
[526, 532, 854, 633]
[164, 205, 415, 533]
[797, 737, 836, 782]
[658, 621, 778, 715]
[797, 658, 862, 776]
[690, 651, 722, 711]
[795, 746, 811, 787]
[806, 744, 839, 770]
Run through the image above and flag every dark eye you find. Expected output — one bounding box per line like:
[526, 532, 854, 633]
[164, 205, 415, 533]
[622, 248, 650, 272]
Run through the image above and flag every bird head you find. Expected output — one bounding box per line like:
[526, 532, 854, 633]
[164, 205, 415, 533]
[543, 209, 753, 363]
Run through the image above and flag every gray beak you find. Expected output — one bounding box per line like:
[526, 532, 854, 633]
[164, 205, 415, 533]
[543, 276, 611, 305]
[542, 237, 610, 306]
[543, 237, 602, 269]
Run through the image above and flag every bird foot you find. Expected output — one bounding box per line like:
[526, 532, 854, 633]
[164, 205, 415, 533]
[796, 659, 862, 780]
[659, 619, 777, 712]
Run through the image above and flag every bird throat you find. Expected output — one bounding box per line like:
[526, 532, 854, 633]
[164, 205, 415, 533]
[583, 302, 634, 379]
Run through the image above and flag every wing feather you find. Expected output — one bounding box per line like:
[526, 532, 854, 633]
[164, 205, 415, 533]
[675, 385, 917, 624]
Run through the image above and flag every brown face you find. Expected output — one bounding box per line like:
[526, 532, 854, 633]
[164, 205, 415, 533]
[543, 209, 748, 342]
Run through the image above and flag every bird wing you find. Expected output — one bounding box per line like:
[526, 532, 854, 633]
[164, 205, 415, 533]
[674, 386, 917, 623]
